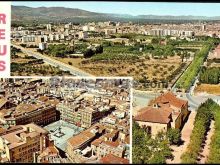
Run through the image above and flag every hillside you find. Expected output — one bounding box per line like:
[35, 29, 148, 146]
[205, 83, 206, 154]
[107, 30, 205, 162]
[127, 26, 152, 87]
[12, 5, 103, 22]
[12, 5, 220, 24]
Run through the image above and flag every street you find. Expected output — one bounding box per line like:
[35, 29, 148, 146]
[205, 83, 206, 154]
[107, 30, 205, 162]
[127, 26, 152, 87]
[12, 44, 94, 77]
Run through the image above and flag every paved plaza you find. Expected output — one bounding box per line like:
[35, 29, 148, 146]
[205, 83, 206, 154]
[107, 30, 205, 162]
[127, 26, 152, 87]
[44, 120, 84, 151]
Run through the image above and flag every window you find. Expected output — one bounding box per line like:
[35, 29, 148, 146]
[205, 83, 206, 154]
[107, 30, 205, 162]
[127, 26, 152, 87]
[146, 126, 152, 134]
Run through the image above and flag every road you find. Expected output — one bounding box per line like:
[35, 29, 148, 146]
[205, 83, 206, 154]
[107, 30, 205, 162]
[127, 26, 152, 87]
[12, 44, 94, 77]
[134, 77, 220, 113]
[133, 89, 160, 116]
[133, 89, 200, 112]
[184, 72, 220, 110]
[133, 90, 159, 107]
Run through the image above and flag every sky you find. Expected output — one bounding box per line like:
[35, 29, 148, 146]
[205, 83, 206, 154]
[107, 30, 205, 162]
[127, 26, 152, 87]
[12, 1, 220, 17]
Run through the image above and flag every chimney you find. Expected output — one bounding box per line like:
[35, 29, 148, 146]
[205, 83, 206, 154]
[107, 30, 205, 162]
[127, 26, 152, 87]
[153, 103, 160, 109]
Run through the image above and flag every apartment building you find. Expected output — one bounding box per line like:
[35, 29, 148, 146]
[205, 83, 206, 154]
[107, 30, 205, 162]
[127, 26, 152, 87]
[0, 97, 13, 110]
[104, 28, 117, 36]
[66, 124, 105, 162]
[57, 95, 116, 128]
[21, 35, 35, 43]
[80, 106, 114, 128]
[96, 141, 126, 159]
[46, 24, 52, 31]
[148, 29, 194, 37]
[0, 123, 49, 163]
[0, 103, 58, 127]
[78, 31, 88, 39]
[39, 42, 48, 50]
[56, 100, 81, 125]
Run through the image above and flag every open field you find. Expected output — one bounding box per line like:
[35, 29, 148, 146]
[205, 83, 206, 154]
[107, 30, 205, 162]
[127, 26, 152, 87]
[11, 47, 71, 76]
[52, 57, 83, 68]
[54, 55, 187, 90]
[48, 40, 196, 90]
[195, 84, 220, 95]
[81, 56, 182, 77]
[209, 63, 220, 67]
[12, 36, 204, 91]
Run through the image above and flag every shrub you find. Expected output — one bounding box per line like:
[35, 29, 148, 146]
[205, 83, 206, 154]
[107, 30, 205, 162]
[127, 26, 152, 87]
[167, 128, 181, 145]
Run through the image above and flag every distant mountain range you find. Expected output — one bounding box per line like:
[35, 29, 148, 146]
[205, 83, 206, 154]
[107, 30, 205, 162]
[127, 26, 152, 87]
[12, 5, 220, 23]
[137, 15, 220, 20]
[12, 5, 102, 20]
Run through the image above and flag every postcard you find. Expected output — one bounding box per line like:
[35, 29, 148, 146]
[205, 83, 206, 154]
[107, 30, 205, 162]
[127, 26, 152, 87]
[0, 1, 220, 164]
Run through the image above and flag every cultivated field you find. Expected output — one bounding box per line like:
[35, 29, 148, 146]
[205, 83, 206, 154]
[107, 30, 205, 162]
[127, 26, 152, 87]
[195, 84, 220, 95]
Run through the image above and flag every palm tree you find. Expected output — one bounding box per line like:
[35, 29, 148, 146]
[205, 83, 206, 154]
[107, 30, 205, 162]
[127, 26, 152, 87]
[185, 52, 191, 62]
[180, 51, 188, 62]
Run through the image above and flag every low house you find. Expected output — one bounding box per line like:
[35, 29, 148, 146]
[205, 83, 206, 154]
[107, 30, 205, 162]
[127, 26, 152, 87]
[134, 92, 189, 137]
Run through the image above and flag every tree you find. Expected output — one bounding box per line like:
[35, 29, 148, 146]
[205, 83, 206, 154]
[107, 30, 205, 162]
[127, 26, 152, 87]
[84, 49, 95, 58]
[199, 67, 220, 84]
[133, 121, 173, 164]
[145, 44, 154, 51]
[207, 101, 220, 163]
[180, 51, 185, 62]
[20, 44, 27, 48]
[151, 38, 160, 44]
[181, 99, 217, 163]
[185, 52, 191, 62]
[167, 128, 181, 145]
[95, 45, 103, 54]
[164, 45, 174, 56]
[133, 121, 153, 164]
[148, 152, 166, 164]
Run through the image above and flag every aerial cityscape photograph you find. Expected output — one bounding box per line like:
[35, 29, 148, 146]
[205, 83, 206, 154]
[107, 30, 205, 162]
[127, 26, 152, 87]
[6, 1, 220, 164]
[0, 77, 131, 163]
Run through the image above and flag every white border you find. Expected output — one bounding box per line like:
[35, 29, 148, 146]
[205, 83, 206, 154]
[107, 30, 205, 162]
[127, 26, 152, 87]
[0, 1, 11, 77]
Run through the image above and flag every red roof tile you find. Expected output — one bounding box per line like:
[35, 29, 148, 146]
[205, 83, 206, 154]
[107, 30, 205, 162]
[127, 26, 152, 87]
[91, 138, 103, 147]
[102, 141, 120, 148]
[100, 154, 129, 164]
[134, 106, 172, 124]
[151, 92, 187, 109]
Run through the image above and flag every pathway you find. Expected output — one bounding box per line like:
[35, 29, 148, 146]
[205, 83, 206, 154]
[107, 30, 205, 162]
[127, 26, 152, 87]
[198, 120, 215, 164]
[166, 111, 197, 164]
